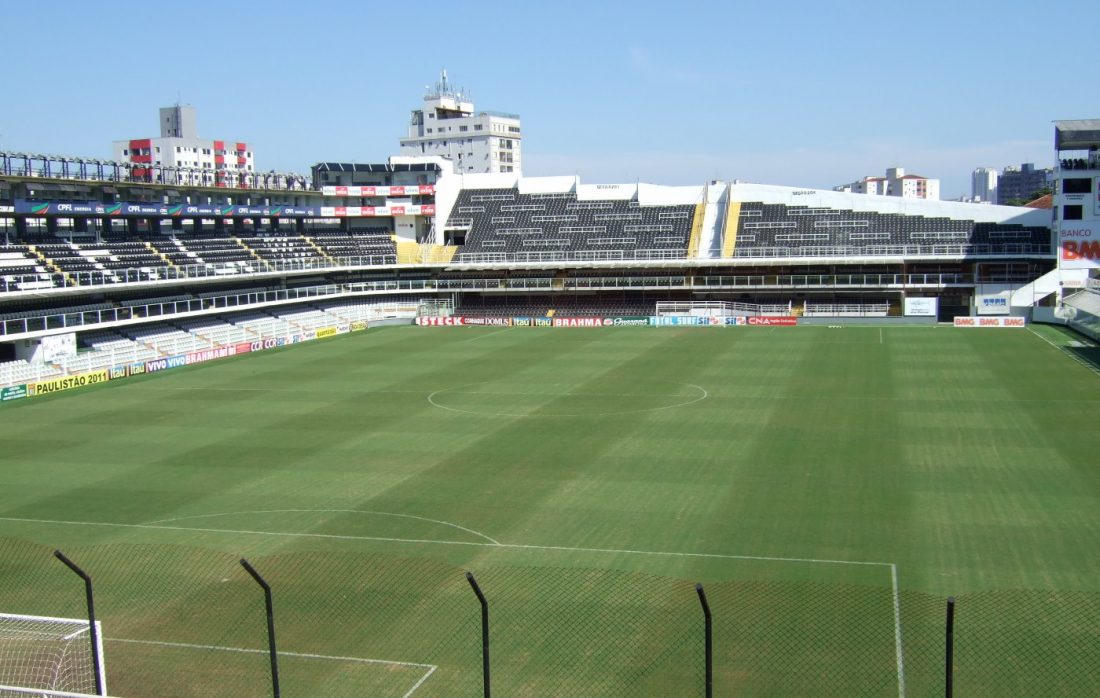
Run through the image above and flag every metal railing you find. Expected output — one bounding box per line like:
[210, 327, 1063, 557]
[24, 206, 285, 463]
[0, 281, 432, 337]
[731, 243, 1051, 258]
[1, 152, 311, 191]
[0, 272, 1016, 337]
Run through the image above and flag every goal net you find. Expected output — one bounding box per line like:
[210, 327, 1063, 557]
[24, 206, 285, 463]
[417, 298, 454, 318]
[0, 614, 105, 697]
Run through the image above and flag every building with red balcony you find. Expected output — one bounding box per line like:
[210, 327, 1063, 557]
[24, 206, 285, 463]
[111, 105, 255, 187]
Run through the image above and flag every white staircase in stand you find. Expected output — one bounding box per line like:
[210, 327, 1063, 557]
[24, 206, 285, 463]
[1011, 268, 1090, 306]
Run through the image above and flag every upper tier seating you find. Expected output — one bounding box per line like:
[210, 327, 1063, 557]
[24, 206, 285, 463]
[448, 188, 695, 261]
[308, 225, 397, 261]
[729, 203, 1050, 257]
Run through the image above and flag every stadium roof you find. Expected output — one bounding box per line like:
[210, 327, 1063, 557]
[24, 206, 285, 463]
[312, 162, 441, 173]
[1054, 119, 1100, 150]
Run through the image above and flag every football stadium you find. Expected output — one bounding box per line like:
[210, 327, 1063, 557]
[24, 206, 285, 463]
[1, 85, 1099, 697]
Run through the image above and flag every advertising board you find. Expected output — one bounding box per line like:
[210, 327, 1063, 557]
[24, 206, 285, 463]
[1, 384, 28, 401]
[416, 316, 465, 326]
[953, 316, 1026, 328]
[31, 369, 110, 396]
[1059, 222, 1100, 270]
[904, 297, 939, 317]
[747, 316, 798, 326]
[41, 333, 77, 363]
[975, 292, 1011, 315]
[552, 317, 605, 327]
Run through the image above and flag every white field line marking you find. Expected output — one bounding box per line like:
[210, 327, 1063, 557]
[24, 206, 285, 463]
[0, 515, 890, 567]
[891, 563, 906, 698]
[1028, 327, 1100, 378]
[427, 381, 709, 418]
[141, 508, 501, 546]
[107, 636, 435, 668]
[3, 515, 905, 698]
[108, 637, 438, 697]
[401, 665, 438, 698]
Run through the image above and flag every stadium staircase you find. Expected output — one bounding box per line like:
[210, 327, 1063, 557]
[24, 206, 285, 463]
[420, 243, 459, 264]
[301, 235, 338, 265]
[27, 245, 70, 284]
[722, 200, 741, 257]
[143, 241, 178, 270]
[686, 196, 707, 259]
[232, 237, 273, 271]
[395, 239, 420, 264]
[1011, 268, 1090, 306]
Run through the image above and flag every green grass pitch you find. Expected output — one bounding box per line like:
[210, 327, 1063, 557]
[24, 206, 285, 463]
[1, 323, 1098, 696]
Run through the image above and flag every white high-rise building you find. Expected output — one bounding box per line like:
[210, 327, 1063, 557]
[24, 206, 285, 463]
[971, 167, 998, 204]
[111, 105, 255, 187]
[399, 71, 521, 175]
[833, 167, 940, 200]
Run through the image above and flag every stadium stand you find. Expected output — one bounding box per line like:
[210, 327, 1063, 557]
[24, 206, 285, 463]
[448, 188, 695, 261]
[0, 246, 61, 292]
[306, 226, 397, 261]
[727, 203, 1050, 258]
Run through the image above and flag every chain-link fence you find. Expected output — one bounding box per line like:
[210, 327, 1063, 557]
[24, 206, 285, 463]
[2, 536, 1099, 696]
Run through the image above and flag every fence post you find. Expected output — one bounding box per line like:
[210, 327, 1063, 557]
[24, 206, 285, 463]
[53, 550, 105, 696]
[240, 559, 280, 698]
[465, 571, 490, 697]
[695, 583, 713, 698]
[945, 596, 955, 698]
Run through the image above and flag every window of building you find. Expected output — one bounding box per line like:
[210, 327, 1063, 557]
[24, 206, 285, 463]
[1063, 204, 1083, 220]
[123, 149, 129, 156]
[427, 128, 433, 133]
[155, 147, 161, 153]
[474, 125, 483, 131]
[459, 125, 468, 132]
[176, 146, 181, 153]
[1063, 177, 1091, 194]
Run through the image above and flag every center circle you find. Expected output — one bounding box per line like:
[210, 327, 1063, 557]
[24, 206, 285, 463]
[427, 379, 708, 417]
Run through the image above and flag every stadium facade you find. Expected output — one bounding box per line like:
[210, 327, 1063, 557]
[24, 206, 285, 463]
[0, 117, 1097, 393]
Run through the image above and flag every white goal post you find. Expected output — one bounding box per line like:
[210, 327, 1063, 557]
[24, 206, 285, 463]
[0, 614, 106, 697]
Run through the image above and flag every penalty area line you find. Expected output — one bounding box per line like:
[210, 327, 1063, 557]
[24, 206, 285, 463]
[0, 515, 892, 568]
[107, 637, 437, 697]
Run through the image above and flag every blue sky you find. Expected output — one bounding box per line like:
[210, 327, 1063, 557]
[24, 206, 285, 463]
[3, 0, 1095, 198]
